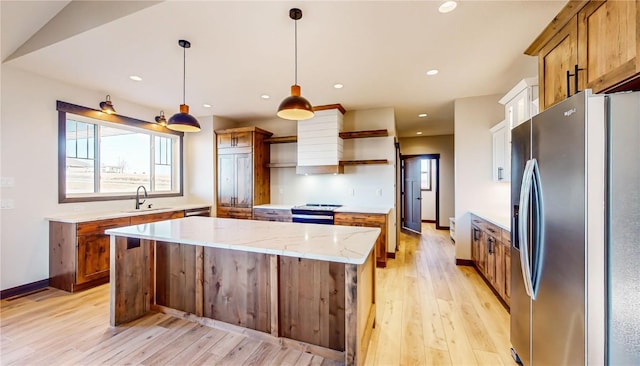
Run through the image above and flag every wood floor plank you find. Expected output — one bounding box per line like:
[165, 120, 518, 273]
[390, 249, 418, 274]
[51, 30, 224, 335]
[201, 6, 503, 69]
[399, 277, 426, 365]
[267, 347, 303, 366]
[162, 327, 228, 365]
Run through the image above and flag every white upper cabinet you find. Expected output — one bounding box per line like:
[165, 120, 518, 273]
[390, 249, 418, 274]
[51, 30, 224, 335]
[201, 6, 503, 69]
[499, 77, 539, 129]
[490, 120, 510, 182]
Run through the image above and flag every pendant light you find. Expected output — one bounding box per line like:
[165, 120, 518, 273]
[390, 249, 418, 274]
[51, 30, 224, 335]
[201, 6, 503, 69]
[277, 8, 314, 121]
[99, 95, 116, 114]
[155, 111, 167, 127]
[167, 39, 201, 132]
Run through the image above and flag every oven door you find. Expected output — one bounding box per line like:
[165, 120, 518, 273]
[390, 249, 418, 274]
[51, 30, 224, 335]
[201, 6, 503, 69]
[291, 210, 334, 225]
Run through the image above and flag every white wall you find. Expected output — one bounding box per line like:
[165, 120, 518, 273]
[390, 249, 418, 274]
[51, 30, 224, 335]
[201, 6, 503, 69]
[421, 159, 436, 221]
[454, 94, 510, 260]
[399, 134, 455, 229]
[238, 107, 398, 253]
[0, 65, 213, 290]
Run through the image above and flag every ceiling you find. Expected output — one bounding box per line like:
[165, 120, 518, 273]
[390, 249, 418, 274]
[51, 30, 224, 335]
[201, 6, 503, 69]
[1, 1, 566, 137]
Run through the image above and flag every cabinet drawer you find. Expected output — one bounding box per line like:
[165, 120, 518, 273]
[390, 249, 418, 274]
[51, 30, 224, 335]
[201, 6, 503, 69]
[130, 211, 184, 225]
[253, 208, 292, 222]
[470, 214, 487, 231]
[77, 217, 131, 236]
[484, 222, 501, 239]
[334, 213, 386, 226]
[217, 207, 252, 219]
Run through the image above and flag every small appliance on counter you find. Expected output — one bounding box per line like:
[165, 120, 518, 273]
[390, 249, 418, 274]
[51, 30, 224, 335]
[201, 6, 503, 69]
[291, 204, 343, 225]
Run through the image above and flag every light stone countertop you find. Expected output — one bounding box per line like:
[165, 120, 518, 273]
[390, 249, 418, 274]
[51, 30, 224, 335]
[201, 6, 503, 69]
[470, 210, 511, 231]
[252, 204, 392, 215]
[105, 216, 380, 265]
[252, 204, 297, 210]
[335, 206, 392, 215]
[46, 203, 212, 224]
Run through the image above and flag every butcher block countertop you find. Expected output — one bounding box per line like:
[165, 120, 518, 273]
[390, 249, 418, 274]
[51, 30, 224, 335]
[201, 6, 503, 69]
[106, 216, 380, 265]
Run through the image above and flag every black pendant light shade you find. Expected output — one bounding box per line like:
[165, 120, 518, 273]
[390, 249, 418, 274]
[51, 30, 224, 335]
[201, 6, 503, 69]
[155, 110, 167, 127]
[277, 85, 314, 120]
[167, 39, 201, 132]
[277, 8, 314, 121]
[99, 95, 116, 114]
[168, 104, 200, 132]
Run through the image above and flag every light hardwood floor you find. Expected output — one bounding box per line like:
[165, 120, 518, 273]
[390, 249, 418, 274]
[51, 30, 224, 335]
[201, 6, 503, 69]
[0, 223, 512, 365]
[364, 223, 513, 365]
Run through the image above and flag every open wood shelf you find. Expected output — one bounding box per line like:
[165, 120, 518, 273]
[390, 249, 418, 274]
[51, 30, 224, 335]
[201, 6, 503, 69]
[266, 129, 388, 144]
[339, 129, 388, 139]
[267, 162, 296, 168]
[340, 159, 389, 166]
[265, 136, 297, 144]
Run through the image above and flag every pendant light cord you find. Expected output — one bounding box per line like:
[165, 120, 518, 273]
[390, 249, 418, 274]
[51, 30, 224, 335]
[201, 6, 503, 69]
[182, 45, 186, 104]
[294, 18, 298, 85]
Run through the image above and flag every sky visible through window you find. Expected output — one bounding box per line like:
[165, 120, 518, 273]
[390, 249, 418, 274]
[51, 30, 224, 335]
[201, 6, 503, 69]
[66, 119, 174, 194]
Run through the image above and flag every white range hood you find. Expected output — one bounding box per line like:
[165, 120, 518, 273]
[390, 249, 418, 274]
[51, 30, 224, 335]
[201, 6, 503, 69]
[296, 106, 345, 175]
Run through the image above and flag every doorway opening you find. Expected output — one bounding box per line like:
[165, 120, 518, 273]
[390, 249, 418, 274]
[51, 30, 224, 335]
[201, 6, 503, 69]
[401, 154, 441, 234]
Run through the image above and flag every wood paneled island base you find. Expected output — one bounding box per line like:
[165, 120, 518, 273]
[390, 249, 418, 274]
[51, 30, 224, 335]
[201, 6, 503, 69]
[107, 217, 379, 366]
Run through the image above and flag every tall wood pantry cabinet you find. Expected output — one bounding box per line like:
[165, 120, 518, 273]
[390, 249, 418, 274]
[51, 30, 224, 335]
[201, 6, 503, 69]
[215, 127, 272, 219]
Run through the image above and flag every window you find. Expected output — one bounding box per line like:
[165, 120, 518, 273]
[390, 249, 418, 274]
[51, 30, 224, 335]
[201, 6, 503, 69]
[58, 101, 184, 203]
[421, 159, 432, 191]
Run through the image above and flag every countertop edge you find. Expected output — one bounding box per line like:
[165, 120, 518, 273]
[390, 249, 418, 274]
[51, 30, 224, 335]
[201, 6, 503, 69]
[252, 204, 392, 215]
[46, 203, 212, 223]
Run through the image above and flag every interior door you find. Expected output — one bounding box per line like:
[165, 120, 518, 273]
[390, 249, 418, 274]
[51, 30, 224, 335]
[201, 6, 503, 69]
[403, 157, 421, 233]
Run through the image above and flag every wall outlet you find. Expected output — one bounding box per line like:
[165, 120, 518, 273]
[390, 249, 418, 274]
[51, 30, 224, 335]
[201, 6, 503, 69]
[279, 188, 284, 195]
[376, 188, 382, 197]
[1, 199, 15, 209]
[349, 188, 355, 196]
[0, 177, 15, 188]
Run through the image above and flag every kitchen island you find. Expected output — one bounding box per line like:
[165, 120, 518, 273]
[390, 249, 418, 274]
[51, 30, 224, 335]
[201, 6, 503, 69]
[106, 216, 380, 366]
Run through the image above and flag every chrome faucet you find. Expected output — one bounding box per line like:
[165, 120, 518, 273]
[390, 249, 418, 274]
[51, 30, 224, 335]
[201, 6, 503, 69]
[135, 185, 148, 210]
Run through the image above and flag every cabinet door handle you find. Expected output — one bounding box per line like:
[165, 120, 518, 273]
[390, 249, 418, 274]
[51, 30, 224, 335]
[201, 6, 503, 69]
[566, 64, 584, 98]
[498, 167, 504, 181]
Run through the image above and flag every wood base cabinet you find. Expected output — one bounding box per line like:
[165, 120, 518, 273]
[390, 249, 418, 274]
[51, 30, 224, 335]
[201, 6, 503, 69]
[469, 214, 510, 308]
[49, 209, 191, 292]
[334, 212, 388, 268]
[215, 127, 272, 219]
[527, 0, 640, 111]
[253, 207, 292, 222]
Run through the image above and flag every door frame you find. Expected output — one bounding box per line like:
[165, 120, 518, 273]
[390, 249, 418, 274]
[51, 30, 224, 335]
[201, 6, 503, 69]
[400, 153, 442, 230]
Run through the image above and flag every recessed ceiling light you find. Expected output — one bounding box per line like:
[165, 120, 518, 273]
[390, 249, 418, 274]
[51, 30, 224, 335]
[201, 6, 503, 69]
[438, 1, 457, 13]
[203, 104, 212, 108]
[426, 69, 439, 76]
[418, 113, 428, 118]
[261, 94, 270, 99]
[333, 83, 344, 89]
[416, 132, 423, 135]
[129, 75, 142, 81]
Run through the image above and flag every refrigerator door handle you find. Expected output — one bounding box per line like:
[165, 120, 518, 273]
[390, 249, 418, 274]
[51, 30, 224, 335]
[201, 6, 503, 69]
[518, 158, 536, 299]
[531, 158, 544, 299]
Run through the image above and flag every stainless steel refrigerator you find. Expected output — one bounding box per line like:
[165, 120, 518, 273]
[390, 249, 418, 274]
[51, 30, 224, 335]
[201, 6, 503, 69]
[510, 90, 640, 365]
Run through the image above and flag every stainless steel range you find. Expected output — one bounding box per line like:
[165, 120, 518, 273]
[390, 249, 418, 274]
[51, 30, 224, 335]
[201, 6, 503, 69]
[291, 204, 343, 225]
